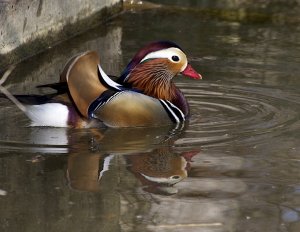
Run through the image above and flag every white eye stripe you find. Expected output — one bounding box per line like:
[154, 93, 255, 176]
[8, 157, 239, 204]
[140, 48, 184, 63]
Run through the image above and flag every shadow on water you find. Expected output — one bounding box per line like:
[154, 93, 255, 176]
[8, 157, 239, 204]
[1, 1, 300, 231]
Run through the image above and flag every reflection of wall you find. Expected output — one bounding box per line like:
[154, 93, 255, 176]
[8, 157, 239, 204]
[0, 0, 122, 71]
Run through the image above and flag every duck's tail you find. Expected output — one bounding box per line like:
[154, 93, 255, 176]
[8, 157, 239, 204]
[0, 67, 68, 127]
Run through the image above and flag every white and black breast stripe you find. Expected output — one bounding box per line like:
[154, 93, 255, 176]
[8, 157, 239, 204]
[89, 91, 124, 118]
[94, 92, 123, 112]
[97, 65, 122, 91]
[159, 100, 185, 123]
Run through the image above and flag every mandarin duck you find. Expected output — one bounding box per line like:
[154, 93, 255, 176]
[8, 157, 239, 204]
[0, 41, 202, 128]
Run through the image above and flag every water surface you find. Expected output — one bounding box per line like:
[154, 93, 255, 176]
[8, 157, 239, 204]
[1, 1, 300, 231]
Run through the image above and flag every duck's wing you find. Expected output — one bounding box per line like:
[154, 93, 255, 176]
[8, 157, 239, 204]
[61, 51, 109, 118]
[39, 51, 119, 116]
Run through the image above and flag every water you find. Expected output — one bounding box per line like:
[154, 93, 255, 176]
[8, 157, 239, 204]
[1, 1, 300, 231]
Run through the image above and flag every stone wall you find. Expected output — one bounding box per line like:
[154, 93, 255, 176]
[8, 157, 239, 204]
[0, 0, 122, 71]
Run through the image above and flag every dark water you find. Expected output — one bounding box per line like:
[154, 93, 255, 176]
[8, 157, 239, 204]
[1, 1, 300, 231]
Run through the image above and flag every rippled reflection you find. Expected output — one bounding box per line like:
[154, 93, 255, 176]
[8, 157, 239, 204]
[67, 127, 199, 195]
[64, 125, 200, 195]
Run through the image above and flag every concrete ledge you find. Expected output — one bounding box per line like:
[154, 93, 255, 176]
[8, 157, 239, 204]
[0, 0, 122, 71]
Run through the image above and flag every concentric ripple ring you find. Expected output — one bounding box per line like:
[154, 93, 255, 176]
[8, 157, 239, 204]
[176, 82, 300, 146]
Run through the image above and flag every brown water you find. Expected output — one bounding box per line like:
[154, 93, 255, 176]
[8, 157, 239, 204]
[1, 1, 300, 231]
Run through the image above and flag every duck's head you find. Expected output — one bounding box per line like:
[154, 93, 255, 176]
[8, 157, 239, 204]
[118, 41, 202, 100]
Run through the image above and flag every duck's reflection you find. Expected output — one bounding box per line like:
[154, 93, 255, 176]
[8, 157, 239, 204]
[66, 125, 200, 195]
[125, 149, 198, 195]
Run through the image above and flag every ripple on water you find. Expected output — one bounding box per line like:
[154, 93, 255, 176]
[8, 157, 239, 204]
[177, 82, 300, 146]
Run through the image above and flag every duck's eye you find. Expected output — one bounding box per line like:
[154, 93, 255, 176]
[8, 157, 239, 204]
[171, 175, 181, 180]
[171, 55, 180, 62]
